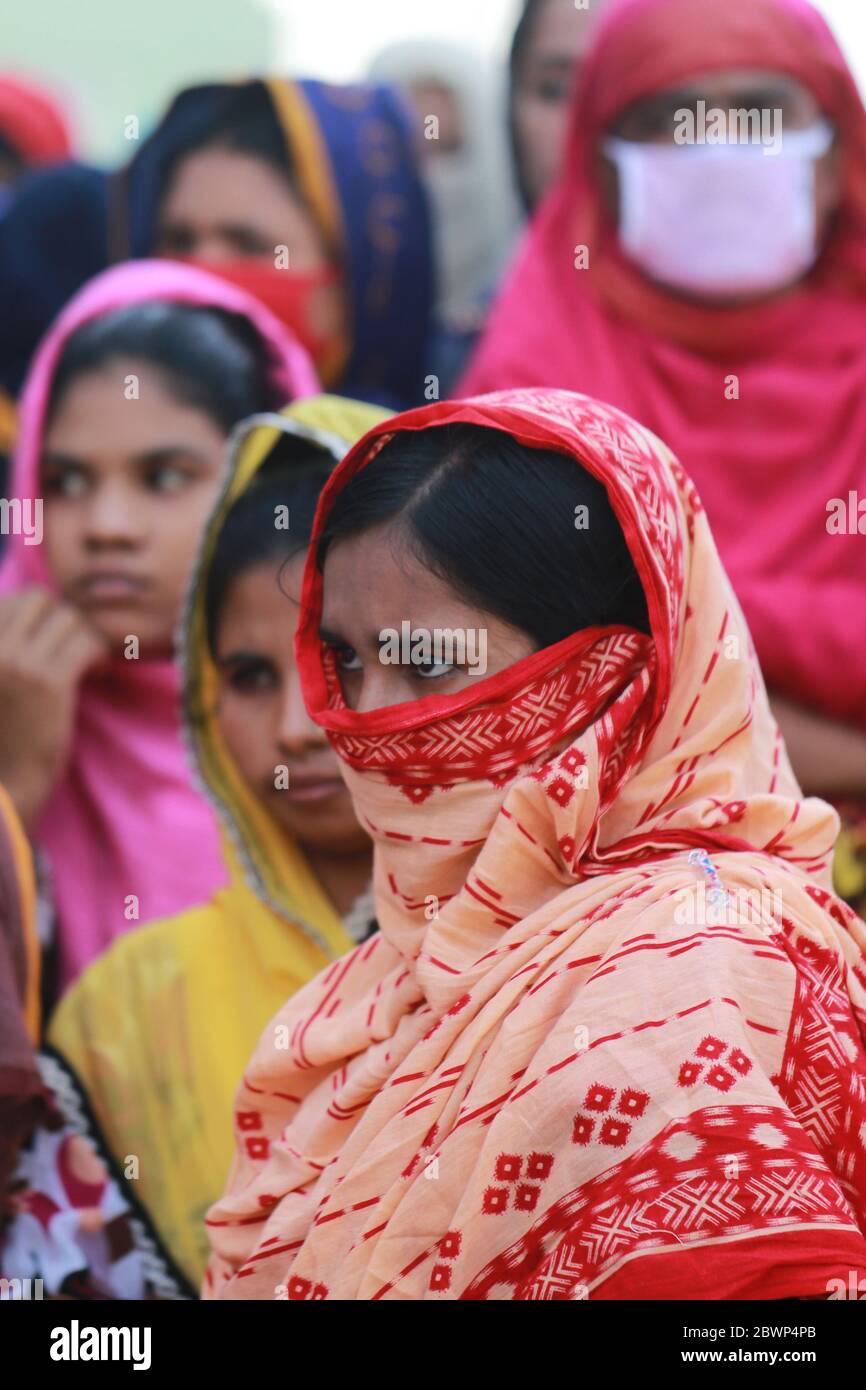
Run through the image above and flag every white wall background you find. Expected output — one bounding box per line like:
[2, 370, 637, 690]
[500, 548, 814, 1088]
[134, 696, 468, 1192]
[263, 0, 866, 93]
[4, 0, 865, 159]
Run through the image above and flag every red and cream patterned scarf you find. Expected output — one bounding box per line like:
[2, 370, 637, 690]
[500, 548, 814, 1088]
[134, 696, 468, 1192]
[204, 389, 866, 1300]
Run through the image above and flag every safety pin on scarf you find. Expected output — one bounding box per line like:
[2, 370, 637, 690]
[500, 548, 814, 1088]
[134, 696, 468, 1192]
[687, 848, 729, 912]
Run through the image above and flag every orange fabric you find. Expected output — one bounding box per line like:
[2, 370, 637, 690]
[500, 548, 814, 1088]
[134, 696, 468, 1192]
[205, 389, 866, 1301]
[0, 780, 45, 1233]
[0, 782, 39, 1043]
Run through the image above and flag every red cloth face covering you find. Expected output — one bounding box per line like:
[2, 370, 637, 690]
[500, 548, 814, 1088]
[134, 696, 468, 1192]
[178, 257, 344, 370]
[203, 389, 866, 1303]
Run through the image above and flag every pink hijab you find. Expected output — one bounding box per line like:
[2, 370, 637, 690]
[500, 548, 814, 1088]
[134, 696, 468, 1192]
[0, 259, 318, 991]
[460, 0, 866, 730]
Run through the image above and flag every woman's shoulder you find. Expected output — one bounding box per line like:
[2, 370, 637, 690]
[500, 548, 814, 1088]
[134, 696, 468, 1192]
[46, 897, 218, 1042]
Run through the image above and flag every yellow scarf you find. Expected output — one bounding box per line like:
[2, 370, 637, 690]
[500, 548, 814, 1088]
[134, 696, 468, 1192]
[47, 395, 389, 1290]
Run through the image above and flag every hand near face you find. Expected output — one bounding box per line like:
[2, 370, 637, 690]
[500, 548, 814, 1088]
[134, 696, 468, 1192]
[0, 588, 109, 830]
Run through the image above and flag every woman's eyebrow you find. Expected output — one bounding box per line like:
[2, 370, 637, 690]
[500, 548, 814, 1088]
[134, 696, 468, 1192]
[735, 84, 796, 108]
[219, 222, 270, 243]
[322, 622, 393, 650]
[134, 445, 213, 467]
[531, 54, 578, 77]
[215, 649, 267, 667]
[41, 450, 89, 470]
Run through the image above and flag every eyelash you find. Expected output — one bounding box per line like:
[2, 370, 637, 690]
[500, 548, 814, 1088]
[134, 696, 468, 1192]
[43, 467, 88, 498]
[325, 642, 457, 681]
[42, 465, 192, 497]
[146, 464, 191, 494]
[226, 660, 278, 694]
[328, 642, 362, 672]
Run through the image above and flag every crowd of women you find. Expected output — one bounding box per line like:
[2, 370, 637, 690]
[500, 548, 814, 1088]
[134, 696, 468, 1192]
[1, 0, 866, 1302]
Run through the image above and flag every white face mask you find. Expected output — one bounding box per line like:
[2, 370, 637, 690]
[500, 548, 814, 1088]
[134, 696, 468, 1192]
[603, 120, 834, 298]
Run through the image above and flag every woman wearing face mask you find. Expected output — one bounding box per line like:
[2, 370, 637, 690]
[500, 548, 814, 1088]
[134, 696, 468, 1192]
[0, 259, 317, 997]
[0, 77, 433, 433]
[30, 398, 382, 1296]
[118, 77, 433, 410]
[205, 389, 866, 1302]
[461, 0, 866, 911]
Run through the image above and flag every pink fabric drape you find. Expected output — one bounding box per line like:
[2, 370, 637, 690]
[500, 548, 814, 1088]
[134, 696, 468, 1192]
[460, 0, 866, 729]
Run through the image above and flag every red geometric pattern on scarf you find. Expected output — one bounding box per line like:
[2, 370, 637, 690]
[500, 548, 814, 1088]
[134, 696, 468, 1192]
[285, 1276, 328, 1300]
[676, 1035, 753, 1094]
[570, 1082, 651, 1148]
[323, 629, 648, 787]
[774, 926, 866, 1197]
[458, 1106, 858, 1300]
[481, 1150, 556, 1218]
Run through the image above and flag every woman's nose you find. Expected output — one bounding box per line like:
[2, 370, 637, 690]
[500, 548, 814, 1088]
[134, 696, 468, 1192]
[276, 669, 324, 754]
[351, 669, 416, 714]
[83, 482, 146, 546]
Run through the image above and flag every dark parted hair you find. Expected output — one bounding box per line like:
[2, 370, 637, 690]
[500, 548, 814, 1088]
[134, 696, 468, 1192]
[508, 0, 547, 212]
[161, 82, 302, 205]
[47, 300, 277, 433]
[317, 423, 650, 649]
[205, 436, 334, 654]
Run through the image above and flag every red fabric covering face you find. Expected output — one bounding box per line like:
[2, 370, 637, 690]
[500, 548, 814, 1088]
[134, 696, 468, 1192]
[204, 390, 866, 1302]
[460, 0, 866, 729]
[0, 76, 73, 165]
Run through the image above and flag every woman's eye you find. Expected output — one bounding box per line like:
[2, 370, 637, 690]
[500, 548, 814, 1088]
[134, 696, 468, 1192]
[414, 660, 456, 680]
[148, 464, 190, 494]
[333, 643, 362, 672]
[533, 77, 572, 104]
[155, 224, 194, 255]
[226, 660, 278, 694]
[43, 466, 89, 499]
[230, 231, 274, 257]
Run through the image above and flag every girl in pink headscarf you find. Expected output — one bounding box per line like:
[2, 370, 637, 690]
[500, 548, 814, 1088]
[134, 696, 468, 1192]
[0, 259, 317, 995]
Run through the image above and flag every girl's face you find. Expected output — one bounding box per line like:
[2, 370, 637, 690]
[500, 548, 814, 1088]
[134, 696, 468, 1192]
[512, 0, 604, 208]
[321, 521, 535, 713]
[42, 358, 228, 652]
[155, 147, 328, 270]
[215, 552, 368, 853]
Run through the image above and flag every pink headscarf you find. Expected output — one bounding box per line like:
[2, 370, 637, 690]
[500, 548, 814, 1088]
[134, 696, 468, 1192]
[460, 0, 866, 730]
[1, 259, 319, 991]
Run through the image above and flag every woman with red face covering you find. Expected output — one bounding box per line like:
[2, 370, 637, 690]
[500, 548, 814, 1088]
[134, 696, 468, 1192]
[0, 77, 433, 422]
[204, 387, 866, 1301]
[460, 0, 866, 911]
[118, 79, 433, 410]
